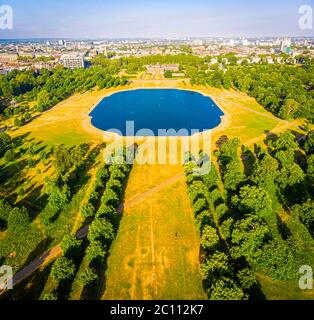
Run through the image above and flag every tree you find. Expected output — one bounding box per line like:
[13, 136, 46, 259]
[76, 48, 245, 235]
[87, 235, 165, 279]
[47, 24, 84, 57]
[106, 178, 123, 197]
[4, 149, 15, 162]
[96, 165, 109, 183]
[87, 218, 115, 243]
[234, 186, 272, 219]
[202, 163, 219, 190]
[51, 256, 76, 282]
[193, 198, 209, 215]
[272, 131, 298, 152]
[27, 158, 35, 168]
[81, 203, 95, 219]
[237, 268, 258, 291]
[188, 181, 207, 204]
[304, 131, 314, 155]
[7, 207, 30, 232]
[216, 138, 240, 167]
[201, 226, 220, 251]
[14, 118, 22, 127]
[200, 251, 232, 283]
[46, 181, 70, 213]
[86, 240, 106, 262]
[0, 132, 11, 157]
[231, 215, 271, 261]
[292, 200, 314, 235]
[276, 163, 305, 189]
[215, 204, 229, 223]
[42, 293, 57, 300]
[53, 145, 73, 175]
[253, 239, 298, 280]
[37, 90, 50, 108]
[209, 277, 248, 300]
[97, 205, 117, 222]
[252, 155, 279, 188]
[275, 150, 295, 166]
[0, 199, 12, 228]
[223, 160, 245, 191]
[220, 218, 234, 241]
[278, 99, 300, 120]
[101, 188, 120, 208]
[307, 154, 314, 178]
[77, 268, 98, 286]
[61, 235, 82, 257]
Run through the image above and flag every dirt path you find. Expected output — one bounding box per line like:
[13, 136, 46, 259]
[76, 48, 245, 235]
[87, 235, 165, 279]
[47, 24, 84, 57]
[0, 172, 186, 296]
[117, 173, 184, 214]
[244, 120, 302, 147]
[2, 119, 305, 296]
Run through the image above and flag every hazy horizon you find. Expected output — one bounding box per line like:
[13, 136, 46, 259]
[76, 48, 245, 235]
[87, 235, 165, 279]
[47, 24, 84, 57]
[0, 0, 313, 39]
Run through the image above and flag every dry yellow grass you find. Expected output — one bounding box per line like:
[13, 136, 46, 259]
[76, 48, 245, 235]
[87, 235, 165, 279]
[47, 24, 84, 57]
[8, 80, 306, 300]
[103, 165, 206, 300]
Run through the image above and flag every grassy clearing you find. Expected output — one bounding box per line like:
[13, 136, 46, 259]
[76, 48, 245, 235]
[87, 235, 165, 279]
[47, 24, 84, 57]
[103, 165, 205, 300]
[3, 80, 308, 300]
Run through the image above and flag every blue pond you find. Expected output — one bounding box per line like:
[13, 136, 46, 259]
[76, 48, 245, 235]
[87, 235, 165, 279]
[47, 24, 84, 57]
[89, 89, 224, 136]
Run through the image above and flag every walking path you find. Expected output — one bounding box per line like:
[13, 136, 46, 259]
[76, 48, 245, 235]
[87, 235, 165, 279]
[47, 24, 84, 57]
[0, 173, 185, 296]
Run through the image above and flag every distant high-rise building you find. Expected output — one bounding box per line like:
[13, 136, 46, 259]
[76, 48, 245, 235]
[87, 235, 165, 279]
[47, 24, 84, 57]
[229, 39, 235, 47]
[61, 53, 85, 69]
[242, 39, 249, 46]
[280, 38, 292, 53]
[46, 41, 51, 46]
[193, 39, 204, 46]
[58, 40, 65, 46]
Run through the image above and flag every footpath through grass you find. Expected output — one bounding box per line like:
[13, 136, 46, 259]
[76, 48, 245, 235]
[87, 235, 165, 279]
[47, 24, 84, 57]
[103, 164, 206, 300]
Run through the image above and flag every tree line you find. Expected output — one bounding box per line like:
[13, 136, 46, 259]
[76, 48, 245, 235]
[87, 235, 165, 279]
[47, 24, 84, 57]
[41, 147, 133, 300]
[0, 64, 129, 127]
[185, 130, 314, 300]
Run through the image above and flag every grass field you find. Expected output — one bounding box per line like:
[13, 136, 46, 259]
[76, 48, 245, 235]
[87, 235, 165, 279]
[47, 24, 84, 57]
[103, 164, 206, 300]
[4, 80, 310, 300]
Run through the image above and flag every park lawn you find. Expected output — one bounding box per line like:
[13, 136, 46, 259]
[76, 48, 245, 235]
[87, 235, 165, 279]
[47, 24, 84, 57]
[2, 80, 308, 300]
[9, 81, 295, 151]
[103, 166, 206, 300]
[257, 273, 314, 300]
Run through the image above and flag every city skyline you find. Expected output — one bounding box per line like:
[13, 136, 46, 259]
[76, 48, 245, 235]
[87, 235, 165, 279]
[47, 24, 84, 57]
[0, 0, 313, 39]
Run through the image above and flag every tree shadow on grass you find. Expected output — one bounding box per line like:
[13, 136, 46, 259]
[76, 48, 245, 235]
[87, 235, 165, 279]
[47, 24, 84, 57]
[2, 262, 53, 300]
[19, 237, 54, 272]
[80, 146, 136, 300]
[241, 145, 256, 177]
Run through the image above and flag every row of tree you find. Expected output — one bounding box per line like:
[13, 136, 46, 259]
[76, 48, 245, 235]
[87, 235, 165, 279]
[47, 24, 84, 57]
[185, 130, 314, 299]
[190, 61, 314, 122]
[42, 148, 133, 300]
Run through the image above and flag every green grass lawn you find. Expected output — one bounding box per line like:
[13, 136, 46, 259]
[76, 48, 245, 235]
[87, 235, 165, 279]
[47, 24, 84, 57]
[257, 273, 314, 300]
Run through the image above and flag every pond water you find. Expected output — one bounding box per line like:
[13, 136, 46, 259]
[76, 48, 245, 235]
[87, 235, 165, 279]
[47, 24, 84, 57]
[89, 89, 224, 136]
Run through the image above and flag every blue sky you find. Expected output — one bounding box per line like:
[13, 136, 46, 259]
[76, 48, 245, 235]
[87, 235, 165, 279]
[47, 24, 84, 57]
[0, 0, 313, 38]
